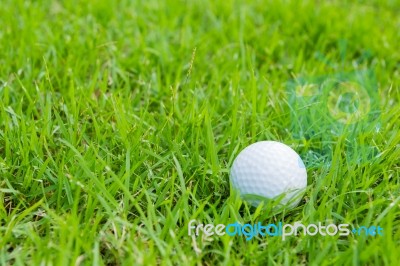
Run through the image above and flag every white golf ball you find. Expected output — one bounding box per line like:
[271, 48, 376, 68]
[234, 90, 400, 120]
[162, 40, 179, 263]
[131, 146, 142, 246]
[230, 141, 307, 208]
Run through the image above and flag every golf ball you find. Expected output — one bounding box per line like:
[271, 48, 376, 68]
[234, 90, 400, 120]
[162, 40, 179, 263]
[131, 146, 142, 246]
[230, 141, 307, 208]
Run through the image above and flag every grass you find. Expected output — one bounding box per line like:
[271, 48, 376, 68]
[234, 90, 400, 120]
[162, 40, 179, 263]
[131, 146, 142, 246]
[0, 0, 399, 265]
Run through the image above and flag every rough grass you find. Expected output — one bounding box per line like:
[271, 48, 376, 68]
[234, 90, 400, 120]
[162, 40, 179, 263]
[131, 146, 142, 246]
[0, 0, 399, 265]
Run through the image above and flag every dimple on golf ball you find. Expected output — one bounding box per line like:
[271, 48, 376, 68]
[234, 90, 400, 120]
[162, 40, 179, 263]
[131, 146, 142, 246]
[230, 141, 307, 208]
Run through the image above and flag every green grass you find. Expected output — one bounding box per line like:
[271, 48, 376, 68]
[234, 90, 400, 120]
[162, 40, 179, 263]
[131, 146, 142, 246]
[1, 0, 399, 265]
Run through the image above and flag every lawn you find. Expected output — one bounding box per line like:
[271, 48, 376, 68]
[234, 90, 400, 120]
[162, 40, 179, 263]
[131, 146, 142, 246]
[0, 0, 399, 265]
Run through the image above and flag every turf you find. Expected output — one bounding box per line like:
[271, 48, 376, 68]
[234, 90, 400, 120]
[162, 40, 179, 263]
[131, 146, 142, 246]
[0, 0, 399, 265]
